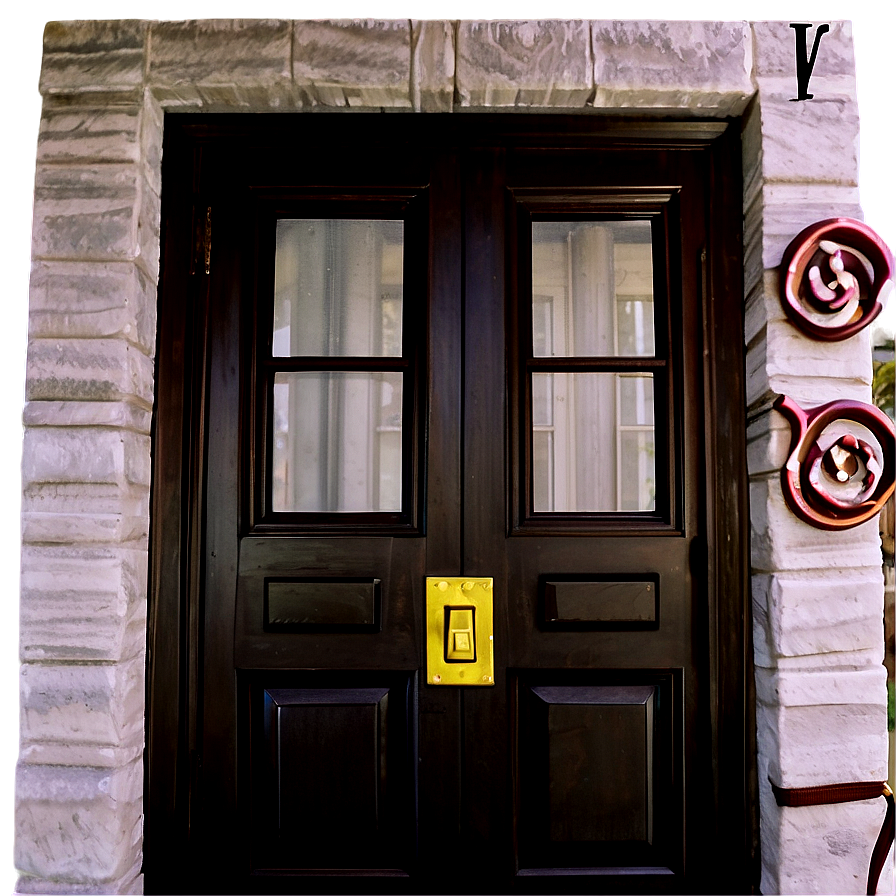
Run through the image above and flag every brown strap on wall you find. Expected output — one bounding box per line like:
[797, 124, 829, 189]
[770, 779, 894, 895]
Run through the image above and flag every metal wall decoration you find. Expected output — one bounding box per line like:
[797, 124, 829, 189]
[775, 394, 895, 530]
[780, 217, 893, 341]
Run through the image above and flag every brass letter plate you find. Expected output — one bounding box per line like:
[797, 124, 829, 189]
[426, 577, 494, 686]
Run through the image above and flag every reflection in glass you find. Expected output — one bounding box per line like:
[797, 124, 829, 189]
[273, 372, 403, 513]
[273, 219, 403, 357]
[531, 373, 655, 513]
[532, 220, 654, 357]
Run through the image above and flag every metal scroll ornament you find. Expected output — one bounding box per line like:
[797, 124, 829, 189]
[780, 217, 894, 340]
[775, 395, 895, 530]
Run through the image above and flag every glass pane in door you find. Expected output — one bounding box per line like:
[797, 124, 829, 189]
[531, 220, 654, 357]
[531, 372, 656, 513]
[273, 219, 404, 357]
[272, 371, 403, 512]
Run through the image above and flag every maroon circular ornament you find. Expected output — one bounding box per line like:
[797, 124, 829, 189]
[774, 394, 895, 530]
[780, 217, 893, 341]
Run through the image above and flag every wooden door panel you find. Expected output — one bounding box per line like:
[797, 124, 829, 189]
[246, 672, 416, 875]
[515, 672, 679, 875]
[234, 536, 423, 669]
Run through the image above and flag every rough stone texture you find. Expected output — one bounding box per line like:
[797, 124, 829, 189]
[293, 20, 412, 107]
[20, 544, 147, 663]
[751, 20, 857, 99]
[753, 569, 886, 660]
[591, 20, 753, 115]
[456, 20, 592, 107]
[749, 479, 885, 573]
[29, 262, 158, 354]
[26, 339, 154, 405]
[412, 20, 455, 112]
[149, 20, 293, 109]
[21, 657, 145, 750]
[39, 21, 146, 98]
[15, 760, 143, 884]
[16, 866, 143, 896]
[22, 428, 150, 490]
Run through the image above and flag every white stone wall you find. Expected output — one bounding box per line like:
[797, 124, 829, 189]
[17, 19, 891, 895]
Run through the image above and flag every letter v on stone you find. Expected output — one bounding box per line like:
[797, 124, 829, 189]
[790, 23, 830, 101]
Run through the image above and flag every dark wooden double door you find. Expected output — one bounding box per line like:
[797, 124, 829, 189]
[147, 115, 754, 894]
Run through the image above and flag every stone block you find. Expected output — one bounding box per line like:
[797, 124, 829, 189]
[37, 105, 144, 165]
[757, 93, 859, 186]
[40, 21, 146, 98]
[31, 164, 142, 264]
[26, 338, 154, 405]
[29, 261, 157, 354]
[750, 19, 856, 83]
[19, 736, 144, 771]
[749, 477, 884, 573]
[753, 569, 884, 664]
[746, 405, 797, 478]
[21, 656, 144, 748]
[17, 862, 143, 895]
[745, 327, 872, 410]
[756, 672, 888, 787]
[22, 427, 150, 489]
[141, 93, 164, 198]
[148, 20, 293, 108]
[757, 182, 863, 271]
[15, 760, 143, 883]
[591, 20, 753, 115]
[456, 20, 592, 107]
[293, 20, 412, 108]
[412, 20, 455, 112]
[758, 777, 889, 895]
[23, 400, 152, 434]
[20, 544, 147, 662]
[744, 270, 786, 348]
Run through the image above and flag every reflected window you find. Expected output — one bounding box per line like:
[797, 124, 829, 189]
[529, 219, 659, 515]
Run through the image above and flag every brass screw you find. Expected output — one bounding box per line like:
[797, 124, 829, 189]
[433, 674, 441, 683]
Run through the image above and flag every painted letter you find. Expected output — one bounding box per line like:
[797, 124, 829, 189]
[790, 23, 830, 100]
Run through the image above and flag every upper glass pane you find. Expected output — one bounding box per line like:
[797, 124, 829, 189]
[532, 220, 654, 357]
[273, 219, 404, 357]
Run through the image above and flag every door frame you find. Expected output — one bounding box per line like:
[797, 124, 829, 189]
[145, 113, 756, 892]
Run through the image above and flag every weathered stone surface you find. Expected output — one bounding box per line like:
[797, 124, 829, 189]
[591, 20, 753, 115]
[750, 19, 856, 85]
[21, 656, 144, 748]
[20, 544, 147, 662]
[19, 736, 144, 771]
[40, 21, 146, 97]
[293, 20, 411, 107]
[745, 327, 872, 410]
[29, 261, 157, 353]
[756, 683, 888, 788]
[746, 404, 796, 478]
[149, 20, 293, 109]
[753, 568, 885, 660]
[17, 863, 143, 896]
[749, 477, 885, 573]
[21, 507, 149, 546]
[26, 339, 154, 405]
[37, 105, 144, 165]
[15, 760, 143, 882]
[758, 784, 889, 895]
[412, 20, 455, 112]
[758, 94, 860, 186]
[32, 165, 141, 263]
[22, 427, 150, 488]
[24, 400, 152, 433]
[756, 183, 863, 271]
[456, 20, 591, 107]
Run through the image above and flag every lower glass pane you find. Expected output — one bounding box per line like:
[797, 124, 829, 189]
[531, 372, 656, 513]
[273, 372, 403, 513]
